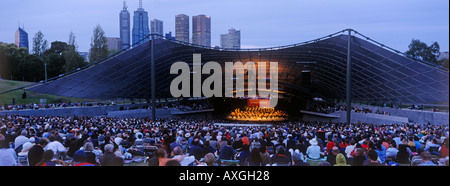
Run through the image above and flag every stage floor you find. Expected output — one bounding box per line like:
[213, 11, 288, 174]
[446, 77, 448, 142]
[214, 123, 273, 127]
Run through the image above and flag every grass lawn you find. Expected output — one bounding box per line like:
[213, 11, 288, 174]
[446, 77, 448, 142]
[0, 79, 90, 105]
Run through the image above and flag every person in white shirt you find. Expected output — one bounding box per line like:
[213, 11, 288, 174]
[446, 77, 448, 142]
[171, 146, 194, 166]
[386, 142, 399, 158]
[306, 138, 322, 159]
[14, 130, 29, 150]
[345, 140, 356, 158]
[44, 135, 67, 157]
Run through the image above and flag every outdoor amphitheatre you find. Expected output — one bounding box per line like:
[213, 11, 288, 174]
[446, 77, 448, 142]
[0, 29, 448, 167]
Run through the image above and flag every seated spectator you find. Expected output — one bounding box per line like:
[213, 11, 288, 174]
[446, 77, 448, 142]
[219, 140, 234, 160]
[351, 148, 366, 166]
[172, 146, 194, 166]
[271, 146, 291, 166]
[198, 153, 217, 166]
[0, 134, 17, 166]
[99, 144, 123, 166]
[418, 151, 438, 166]
[363, 150, 384, 166]
[35, 150, 56, 166]
[440, 138, 449, 159]
[396, 144, 411, 164]
[326, 146, 340, 165]
[189, 138, 203, 161]
[334, 153, 349, 166]
[375, 142, 387, 164]
[45, 135, 67, 158]
[306, 138, 321, 160]
[424, 139, 441, 156]
[239, 144, 251, 166]
[345, 140, 356, 159]
[386, 141, 399, 159]
[245, 147, 263, 166]
[165, 159, 181, 166]
[73, 150, 95, 166]
[292, 150, 310, 166]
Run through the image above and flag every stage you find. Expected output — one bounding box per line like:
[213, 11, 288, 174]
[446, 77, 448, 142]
[214, 123, 273, 127]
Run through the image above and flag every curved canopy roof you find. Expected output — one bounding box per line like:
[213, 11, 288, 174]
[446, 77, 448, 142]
[27, 29, 449, 104]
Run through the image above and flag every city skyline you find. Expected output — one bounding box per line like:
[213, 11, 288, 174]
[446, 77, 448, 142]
[0, 0, 448, 54]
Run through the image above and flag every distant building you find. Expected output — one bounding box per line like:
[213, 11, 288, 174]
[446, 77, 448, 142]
[132, 0, 150, 45]
[165, 32, 175, 40]
[220, 28, 240, 49]
[78, 52, 89, 62]
[192, 14, 211, 47]
[438, 51, 449, 61]
[119, 1, 131, 50]
[106, 37, 121, 51]
[175, 14, 189, 43]
[15, 26, 29, 50]
[150, 19, 163, 37]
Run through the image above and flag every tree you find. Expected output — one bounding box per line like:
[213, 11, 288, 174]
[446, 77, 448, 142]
[32, 31, 48, 58]
[43, 41, 68, 79]
[406, 39, 440, 64]
[89, 24, 108, 63]
[63, 31, 87, 72]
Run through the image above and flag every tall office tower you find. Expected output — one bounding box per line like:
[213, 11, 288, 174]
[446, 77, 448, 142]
[220, 28, 241, 49]
[150, 19, 163, 37]
[175, 14, 189, 43]
[119, 1, 131, 50]
[192, 14, 211, 47]
[132, 0, 150, 45]
[15, 26, 29, 50]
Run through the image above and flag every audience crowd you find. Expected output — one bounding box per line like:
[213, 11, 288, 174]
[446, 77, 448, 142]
[0, 114, 448, 166]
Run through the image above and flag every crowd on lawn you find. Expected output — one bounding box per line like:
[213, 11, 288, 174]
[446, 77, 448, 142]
[0, 114, 448, 166]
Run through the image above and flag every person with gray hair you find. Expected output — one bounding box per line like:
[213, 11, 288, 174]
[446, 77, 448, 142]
[171, 146, 195, 166]
[99, 143, 123, 166]
[14, 130, 29, 151]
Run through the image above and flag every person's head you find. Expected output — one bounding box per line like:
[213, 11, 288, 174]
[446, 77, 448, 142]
[21, 130, 28, 136]
[335, 153, 347, 166]
[276, 146, 285, 155]
[203, 153, 215, 166]
[155, 148, 167, 159]
[292, 152, 303, 162]
[165, 160, 181, 166]
[42, 150, 54, 162]
[38, 138, 49, 147]
[331, 146, 339, 155]
[83, 141, 94, 152]
[172, 146, 183, 156]
[420, 151, 432, 162]
[318, 161, 331, 166]
[367, 150, 378, 161]
[104, 144, 114, 153]
[73, 150, 87, 163]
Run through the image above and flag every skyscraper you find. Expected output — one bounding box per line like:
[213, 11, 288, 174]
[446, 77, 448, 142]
[132, 0, 150, 45]
[119, 1, 130, 50]
[15, 26, 29, 50]
[192, 14, 211, 47]
[175, 14, 189, 43]
[150, 19, 163, 36]
[220, 28, 241, 49]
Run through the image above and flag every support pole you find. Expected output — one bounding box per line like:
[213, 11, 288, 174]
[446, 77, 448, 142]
[346, 29, 352, 126]
[44, 63, 47, 83]
[151, 35, 156, 121]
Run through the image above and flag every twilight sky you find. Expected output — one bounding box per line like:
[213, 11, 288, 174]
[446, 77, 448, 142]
[0, 0, 448, 53]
